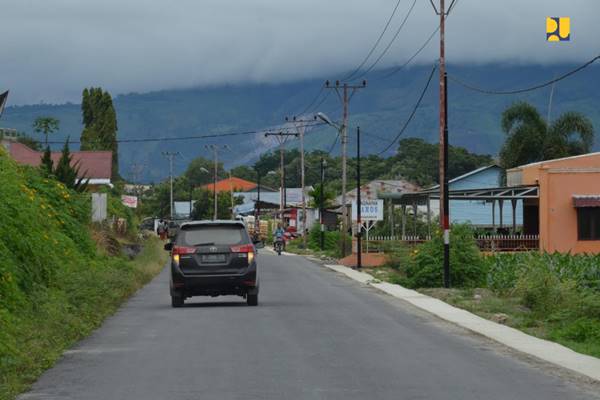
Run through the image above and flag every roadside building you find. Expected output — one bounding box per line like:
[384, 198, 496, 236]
[431, 165, 523, 227]
[507, 152, 600, 254]
[2, 138, 113, 189]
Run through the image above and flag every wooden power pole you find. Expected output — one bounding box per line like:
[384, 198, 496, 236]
[430, 0, 457, 288]
[324, 80, 366, 257]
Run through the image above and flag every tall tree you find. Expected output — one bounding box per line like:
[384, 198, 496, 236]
[500, 102, 594, 169]
[33, 117, 59, 145]
[185, 156, 224, 186]
[54, 139, 89, 192]
[40, 146, 54, 176]
[80, 87, 120, 180]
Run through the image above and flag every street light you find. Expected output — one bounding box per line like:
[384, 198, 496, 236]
[316, 112, 338, 129]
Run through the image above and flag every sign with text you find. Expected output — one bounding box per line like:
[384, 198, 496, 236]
[352, 199, 383, 221]
[121, 195, 138, 208]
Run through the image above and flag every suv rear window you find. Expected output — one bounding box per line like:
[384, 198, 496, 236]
[177, 225, 247, 246]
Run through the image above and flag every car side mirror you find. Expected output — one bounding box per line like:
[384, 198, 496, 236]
[253, 241, 265, 249]
[164, 242, 173, 251]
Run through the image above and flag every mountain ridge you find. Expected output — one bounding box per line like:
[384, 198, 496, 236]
[2, 62, 599, 182]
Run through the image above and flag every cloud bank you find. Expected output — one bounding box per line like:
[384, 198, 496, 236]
[1, 0, 598, 104]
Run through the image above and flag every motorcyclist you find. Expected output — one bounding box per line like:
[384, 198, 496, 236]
[274, 223, 285, 250]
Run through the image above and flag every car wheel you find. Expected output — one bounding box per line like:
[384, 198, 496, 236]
[171, 296, 184, 308]
[247, 293, 258, 306]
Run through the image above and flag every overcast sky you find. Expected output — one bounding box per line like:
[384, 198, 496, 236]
[1, 0, 598, 105]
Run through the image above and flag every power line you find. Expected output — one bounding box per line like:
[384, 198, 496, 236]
[297, 85, 325, 116]
[376, 63, 437, 155]
[352, 0, 418, 81]
[448, 55, 600, 95]
[343, 0, 404, 81]
[326, 130, 341, 155]
[376, 0, 461, 81]
[377, 25, 439, 81]
[45, 123, 324, 145]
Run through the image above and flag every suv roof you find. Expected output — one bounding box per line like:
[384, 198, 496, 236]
[179, 220, 246, 229]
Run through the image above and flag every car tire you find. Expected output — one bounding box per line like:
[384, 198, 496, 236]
[247, 293, 258, 306]
[171, 296, 184, 308]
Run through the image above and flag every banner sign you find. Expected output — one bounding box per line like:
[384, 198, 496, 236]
[121, 195, 138, 208]
[352, 199, 383, 221]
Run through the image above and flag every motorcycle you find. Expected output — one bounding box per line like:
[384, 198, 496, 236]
[274, 238, 284, 255]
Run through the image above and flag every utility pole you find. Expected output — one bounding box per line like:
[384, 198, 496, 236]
[325, 80, 366, 257]
[320, 157, 327, 251]
[430, 0, 456, 288]
[286, 115, 317, 249]
[205, 144, 229, 220]
[129, 163, 145, 203]
[265, 131, 298, 226]
[356, 126, 362, 270]
[161, 152, 179, 220]
[255, 169, 261, 237]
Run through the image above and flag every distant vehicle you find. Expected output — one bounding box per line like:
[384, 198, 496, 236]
[274, 237, 284, 255]
[164, 220, 264, 307]
[138, 217, 157, 232]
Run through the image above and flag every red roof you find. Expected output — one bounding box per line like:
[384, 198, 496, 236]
[6, 142, 112, 179]
[202, 177, 257, 193]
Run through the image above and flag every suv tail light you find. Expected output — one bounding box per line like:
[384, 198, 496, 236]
[230, 244, 255, 264]
[172, 246, 196, 263]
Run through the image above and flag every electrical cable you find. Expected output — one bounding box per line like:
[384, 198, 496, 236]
[377, 25, 439, 81]
[343, 0, 404, 82]
[297, 85, 325, 116]
[351, 0, 418, 81]
[46, 123, 325, 145]
[376, 63, 437, 155]
[448, 55, 600, 95]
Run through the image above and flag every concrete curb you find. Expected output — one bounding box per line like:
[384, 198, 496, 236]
[323, 263, 600, 383]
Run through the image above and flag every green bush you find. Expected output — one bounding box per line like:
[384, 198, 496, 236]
[550, 318, 600, 343]
[306, 225, 351, 258]
[513, 259, 579, 315]
[403, 224, 487, 288]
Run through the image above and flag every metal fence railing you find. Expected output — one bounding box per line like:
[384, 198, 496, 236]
[475, 234, 539, 252]
[364, 234, 539, 253]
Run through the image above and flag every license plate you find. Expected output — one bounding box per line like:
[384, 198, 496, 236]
[201, 254, 226, 263]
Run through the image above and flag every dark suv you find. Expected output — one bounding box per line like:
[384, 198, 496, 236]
[164, 220, 262, 307]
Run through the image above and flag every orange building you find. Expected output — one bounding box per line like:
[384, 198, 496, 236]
[202, 177, 257, 193]
[507, 152, 600, 254]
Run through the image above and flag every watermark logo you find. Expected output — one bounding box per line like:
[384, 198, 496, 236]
[547, 17, 570, 41]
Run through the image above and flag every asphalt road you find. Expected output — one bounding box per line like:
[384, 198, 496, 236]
[20, 251, 599, 400]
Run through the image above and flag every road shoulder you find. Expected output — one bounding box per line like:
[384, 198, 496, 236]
[315, 262, 600, 383]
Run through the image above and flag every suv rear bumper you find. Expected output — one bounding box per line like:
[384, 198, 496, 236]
[170, 263, 258, 298]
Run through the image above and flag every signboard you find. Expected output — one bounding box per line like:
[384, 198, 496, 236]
[92, 193, 107, 222]
[352, 199, 383, 221]
[121, 195, 138, 208]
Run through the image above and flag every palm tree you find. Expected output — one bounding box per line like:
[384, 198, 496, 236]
[33, 116, 60, 145]
[499, 102, 594, 169]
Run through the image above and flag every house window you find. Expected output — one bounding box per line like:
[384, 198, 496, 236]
[577, 208, 600, 240]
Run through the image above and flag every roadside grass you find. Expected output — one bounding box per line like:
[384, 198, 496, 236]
[285, 238, 339, 260]
[0, 237, 167, 400]
[418, 287, 600, 359]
